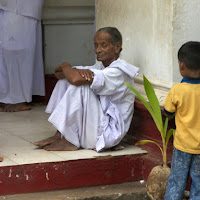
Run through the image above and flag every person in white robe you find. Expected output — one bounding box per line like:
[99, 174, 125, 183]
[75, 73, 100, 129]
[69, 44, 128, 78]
[0, 0, 45, 112]
[34, 27, 139, 152]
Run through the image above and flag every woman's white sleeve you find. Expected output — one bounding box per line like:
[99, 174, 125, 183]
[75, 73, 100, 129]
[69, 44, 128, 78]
[90, 68, 124, 95]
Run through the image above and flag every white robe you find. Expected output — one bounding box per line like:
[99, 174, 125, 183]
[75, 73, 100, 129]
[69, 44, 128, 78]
[0, 0, 45, 104]
[0, 0, 44, 20]
[46, 59, 139, 152]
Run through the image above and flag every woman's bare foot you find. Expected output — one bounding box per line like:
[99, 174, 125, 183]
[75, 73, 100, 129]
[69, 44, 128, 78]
[111, 143, 125, 151]
[33, 131, 61, 148]
[0, 157, 3, 162]
[0, 103, 5, 107]
[92, 143, 125, 153]
[0, 103, 31, 112]
[44, 138, 79, 151]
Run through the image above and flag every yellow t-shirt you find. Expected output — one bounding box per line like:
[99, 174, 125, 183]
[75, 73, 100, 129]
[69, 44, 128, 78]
[164, 77, 200, 154]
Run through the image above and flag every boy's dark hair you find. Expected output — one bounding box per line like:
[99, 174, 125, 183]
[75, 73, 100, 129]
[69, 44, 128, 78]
[178, 41, 200, 70]
[97, 27, 122, 52]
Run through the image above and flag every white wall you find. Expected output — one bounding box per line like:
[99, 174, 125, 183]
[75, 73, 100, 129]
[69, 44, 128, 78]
[172, 0, 200, 83]
[96, 0, 173, 87]
[96, 0, 200, 104]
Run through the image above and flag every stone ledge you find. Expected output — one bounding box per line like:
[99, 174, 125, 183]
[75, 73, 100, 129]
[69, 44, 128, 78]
[0, 182, 149, 200]
[42, 6, 95, 24]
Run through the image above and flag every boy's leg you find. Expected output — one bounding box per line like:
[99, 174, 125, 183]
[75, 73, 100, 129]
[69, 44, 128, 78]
[189, 154, 200, 199]
[164, 148, 192, 200]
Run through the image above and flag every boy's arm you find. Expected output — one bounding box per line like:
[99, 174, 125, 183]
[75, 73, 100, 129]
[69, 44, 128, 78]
[164, 108, 175, 119]
[163, 86, 176, 118]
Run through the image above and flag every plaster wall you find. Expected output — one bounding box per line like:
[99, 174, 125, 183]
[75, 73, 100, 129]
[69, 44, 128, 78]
[96, 0, 174, 88]
[96, 0, 200, 104]
[173, 0, 200, 83]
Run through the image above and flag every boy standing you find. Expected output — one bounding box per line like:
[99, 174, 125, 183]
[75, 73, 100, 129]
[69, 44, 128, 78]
[164, 41, 200, 200]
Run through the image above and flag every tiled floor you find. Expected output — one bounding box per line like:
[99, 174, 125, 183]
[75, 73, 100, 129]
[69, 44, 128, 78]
[0, 105, 146, 167]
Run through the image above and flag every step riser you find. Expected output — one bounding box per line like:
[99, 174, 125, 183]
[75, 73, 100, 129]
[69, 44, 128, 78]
[0, 155, 145, 195]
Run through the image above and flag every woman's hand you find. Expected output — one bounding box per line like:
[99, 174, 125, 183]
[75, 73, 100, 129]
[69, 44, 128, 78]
[54, 63, 71, 80]
[54, 62, 94, 85]
[78, 69, 94, 82]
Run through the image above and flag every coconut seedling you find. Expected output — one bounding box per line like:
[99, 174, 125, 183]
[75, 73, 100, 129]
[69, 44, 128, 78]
[125, 75, 175, 200]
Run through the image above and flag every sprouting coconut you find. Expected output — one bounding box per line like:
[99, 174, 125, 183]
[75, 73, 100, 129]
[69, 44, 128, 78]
[125, 75, 175, 200]
[146, 165, 170, 200]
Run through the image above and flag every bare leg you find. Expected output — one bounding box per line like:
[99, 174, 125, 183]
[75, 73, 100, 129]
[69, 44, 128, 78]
[33, 131, 61, 147]
[44, 138, 79, 151]
[0, 103, 31, 112]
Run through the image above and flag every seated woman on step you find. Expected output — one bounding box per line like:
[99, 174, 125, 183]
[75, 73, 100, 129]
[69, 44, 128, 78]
[34, 27, 139, 152]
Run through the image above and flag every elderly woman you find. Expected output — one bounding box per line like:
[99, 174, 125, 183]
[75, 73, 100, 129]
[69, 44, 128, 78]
[34, 27, 139, 152]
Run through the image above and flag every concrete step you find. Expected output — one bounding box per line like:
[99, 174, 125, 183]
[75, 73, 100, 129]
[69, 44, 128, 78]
[0, 145, 148, 196]
[0, 101, 170, 197]
[0, 182, 150, 200]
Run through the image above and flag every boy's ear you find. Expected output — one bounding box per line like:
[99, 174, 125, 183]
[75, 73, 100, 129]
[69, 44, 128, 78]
[179, 61, 185, 71]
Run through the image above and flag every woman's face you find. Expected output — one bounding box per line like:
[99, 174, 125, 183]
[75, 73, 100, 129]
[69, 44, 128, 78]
[94, 32, 121, 67]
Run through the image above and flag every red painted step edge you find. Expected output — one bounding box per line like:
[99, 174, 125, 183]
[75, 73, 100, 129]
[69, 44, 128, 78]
[0, 155, 145, 196]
